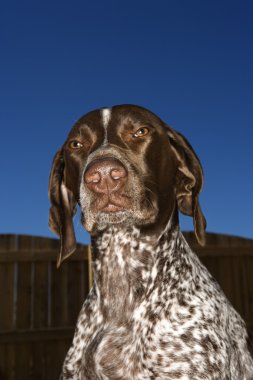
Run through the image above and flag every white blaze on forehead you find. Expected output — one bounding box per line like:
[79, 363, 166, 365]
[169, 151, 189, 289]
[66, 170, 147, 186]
[102, 108, 111, 127]
[101, 108, 111, 144]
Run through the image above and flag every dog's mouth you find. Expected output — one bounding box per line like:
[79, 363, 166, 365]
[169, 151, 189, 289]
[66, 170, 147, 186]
[100, 203, 125, 213]
[92, 193, 132, 214]
[81, 195, 158, 233]
[89, 194, 158, 229]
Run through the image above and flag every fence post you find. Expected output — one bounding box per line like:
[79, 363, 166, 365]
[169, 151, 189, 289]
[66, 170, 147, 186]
[88, 246, 92, 289]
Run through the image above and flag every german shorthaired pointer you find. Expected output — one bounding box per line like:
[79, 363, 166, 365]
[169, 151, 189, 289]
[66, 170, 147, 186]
[49, 105, 253, 379]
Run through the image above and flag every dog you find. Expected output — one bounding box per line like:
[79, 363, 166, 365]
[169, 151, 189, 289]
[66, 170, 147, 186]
[49, 105, 253, 379]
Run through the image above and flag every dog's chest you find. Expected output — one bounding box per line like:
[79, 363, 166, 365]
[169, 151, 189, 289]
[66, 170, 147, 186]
[81, 298, 228, 380]
[83, 230, 232, 379]
[83, 322, 151, 380]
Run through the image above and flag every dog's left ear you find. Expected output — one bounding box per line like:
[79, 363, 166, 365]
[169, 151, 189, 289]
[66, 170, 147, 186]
[48, 149, 77, 267]
[166, 127, 207, 245]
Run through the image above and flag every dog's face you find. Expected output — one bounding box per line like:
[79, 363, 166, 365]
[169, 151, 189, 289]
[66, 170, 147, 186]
[49, 105, 206, 266]
[66, 106, 178, 232]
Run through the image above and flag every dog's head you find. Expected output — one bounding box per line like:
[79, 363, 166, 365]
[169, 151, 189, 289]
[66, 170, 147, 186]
[49, 105, 206, 266]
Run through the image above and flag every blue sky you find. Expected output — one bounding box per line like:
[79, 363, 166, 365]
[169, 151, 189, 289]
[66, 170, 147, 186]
[1, 0, 253, 244]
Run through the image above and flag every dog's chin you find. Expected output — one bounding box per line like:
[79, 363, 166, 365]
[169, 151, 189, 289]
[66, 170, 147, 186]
[82, 208, 157, 234]
[96, 210, 134, 230]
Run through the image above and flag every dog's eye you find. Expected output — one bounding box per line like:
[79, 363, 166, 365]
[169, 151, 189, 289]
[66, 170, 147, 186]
[133, 127, 149, 138]
[69, 140, 84, 149]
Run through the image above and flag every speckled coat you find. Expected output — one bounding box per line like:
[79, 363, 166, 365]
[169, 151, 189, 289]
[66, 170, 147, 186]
[61, 226, 253, 379]
[48, 105, 253, 379]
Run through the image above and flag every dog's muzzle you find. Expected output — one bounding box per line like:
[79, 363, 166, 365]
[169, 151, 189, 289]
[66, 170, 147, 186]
[83, 157, 129, 212]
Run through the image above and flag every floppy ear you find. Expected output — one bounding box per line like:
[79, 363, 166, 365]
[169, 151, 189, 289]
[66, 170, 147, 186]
[48, 149, 77, 267]
[167, 127, 207, 245]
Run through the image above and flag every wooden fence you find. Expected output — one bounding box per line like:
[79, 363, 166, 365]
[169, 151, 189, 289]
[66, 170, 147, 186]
[0, 235, 90, 380]
[0, 232, 253, 379]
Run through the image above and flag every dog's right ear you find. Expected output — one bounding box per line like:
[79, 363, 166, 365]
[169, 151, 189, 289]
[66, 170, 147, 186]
[48, 149, 77, 268]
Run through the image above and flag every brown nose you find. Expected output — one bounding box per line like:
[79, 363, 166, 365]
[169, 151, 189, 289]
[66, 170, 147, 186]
[84, 158, 128, 194]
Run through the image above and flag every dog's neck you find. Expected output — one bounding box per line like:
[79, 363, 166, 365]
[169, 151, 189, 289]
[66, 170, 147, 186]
[90, 217, 188, 323]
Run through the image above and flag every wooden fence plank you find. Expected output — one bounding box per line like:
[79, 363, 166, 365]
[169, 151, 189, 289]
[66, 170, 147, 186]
[16, 263, 32, 330]
[29, 342, 44, 380]
[50, 264, 69, 327]
[0, 345, 6, 380]
[4, 344, 16, 380]
[46, 339, 70, 380]
[14, 343, 30, 380]
[34, 262, 49, 329]
[88, 245, 93, 289]
[0, 264, 15, 331]
[201, 256, 220, 282]
[67, 262, 85, 326]
[82, 261, 90, 302]
[244, 256, 253, 325]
